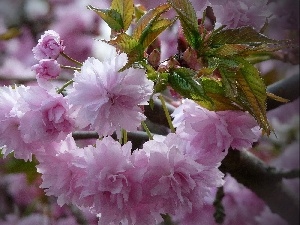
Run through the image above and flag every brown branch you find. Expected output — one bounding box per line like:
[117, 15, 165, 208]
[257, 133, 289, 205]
[266, 73, 300, 111]
[220, 149, 299, 225]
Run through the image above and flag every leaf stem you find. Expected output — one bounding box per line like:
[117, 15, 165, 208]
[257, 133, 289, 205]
[158, 95, 175, 133]
[60, 52, 83, 66]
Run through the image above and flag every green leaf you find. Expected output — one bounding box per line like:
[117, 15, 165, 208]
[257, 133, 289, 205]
[234, 59, 270, 134]
[217, 58, 244, 99]
[210, 44, 250, 56]
[141, 18, 176, 48]
[154, 72, 169, 92]
[168, 67, 211, 104]
[107, 33, 141, 53]
[210, 26, 280, 46]
[199, 78, 241, 111]
[134, 5, 146, 21]
[133, 4, 171, 47]
[209, 44, 285, 59]
[111, 0, 134, 31]
[168, 0, 201, 49]
[218, 66, 239, 99]
[198, 57, 220, 76]
[87, 6, 123, 31]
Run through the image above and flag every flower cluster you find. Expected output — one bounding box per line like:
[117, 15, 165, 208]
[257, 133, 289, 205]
[0, 0, 297, 224]
[36, 133, 224, 224]
[31, 30, 64, 88]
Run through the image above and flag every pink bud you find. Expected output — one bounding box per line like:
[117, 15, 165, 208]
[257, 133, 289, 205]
[32, 59, 61, 80]
[32, 30, 65, 60]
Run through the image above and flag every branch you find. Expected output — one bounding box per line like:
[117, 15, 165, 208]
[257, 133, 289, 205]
[72, 131, 149, 150]
[266, 73, 300, 111]
[220, 149, 299, 225]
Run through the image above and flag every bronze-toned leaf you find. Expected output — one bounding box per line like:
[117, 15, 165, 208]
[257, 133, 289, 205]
[111, 0, 134, 31]
[168, 0, 201, 49]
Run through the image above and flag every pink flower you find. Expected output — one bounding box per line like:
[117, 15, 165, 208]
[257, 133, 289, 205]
[32, 30, 65, 60]
[32, 59, 61, 81]
[36, 134, 85, 206]
[134, 133, 224, 217]
[75, 137, 143, 224]
[172, 99, 261, 163]
[172, 99, 231, 164]
[220, 110, 261, 150]
[17, 85, 74, 144]
[210, 0, 270, 30]
[0, 85, 41, 161]
[67, 54, 154, 136]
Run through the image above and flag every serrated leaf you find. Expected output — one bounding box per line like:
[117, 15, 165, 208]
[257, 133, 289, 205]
[218, 66, 239, 98]
[140, 18, 176, 48]
[134, 5, 146, 21]
[87, 6, 123, 31]
[235, 59, 270, 134]
[168, 0, 201, 49]
[168, 67, 212, 104]
[107, 33, 140, 53]
[210, 26, 280, 46]
[211, 44, 250, 56]
[111, 0, 134, 31]
[133, 4, 171, 46]
[198, 78, 241, 111]
[197, 57, 220, 76]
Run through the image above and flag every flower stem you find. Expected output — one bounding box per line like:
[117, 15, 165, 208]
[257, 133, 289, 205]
[141, 121, 153, 140]
[122, 129, 128, 144]
[57, 79, 74, 94]
[158, 95, 175, 133]
[60, 52, 83, 66]
[60, 65, 81, 71]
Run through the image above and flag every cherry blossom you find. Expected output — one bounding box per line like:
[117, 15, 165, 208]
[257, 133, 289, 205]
[17, 85, 74, 144]
[36, 134, 85, 206]
[172, 99, 261, 160]
[32, 59, 61, 81]
[172, 99, 232, 164]
[32, 30, 65, 60]
[67, 53, 154, 137]
[210, 0, 270, 30]
[134, 133, 225, 217]
[0, 85, 41, 161]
